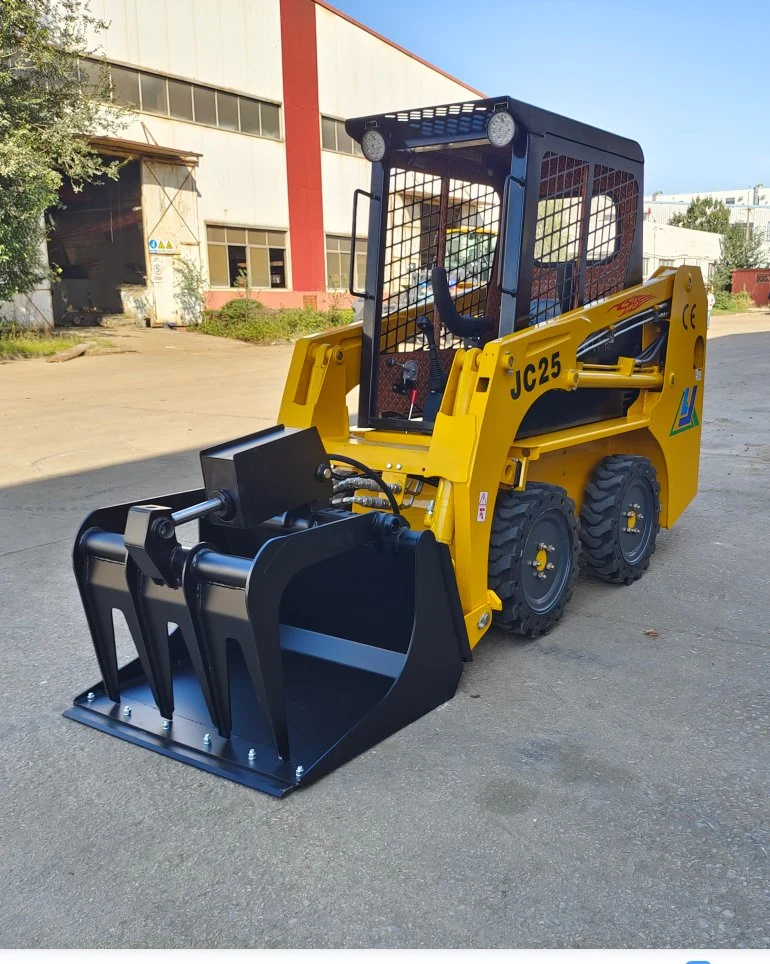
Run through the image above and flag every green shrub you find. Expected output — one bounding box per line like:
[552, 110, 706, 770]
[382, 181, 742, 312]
[217, 297, 267, 323]
[198, 299, 354, 345]
[731, 288, 754, 312]
[712, 289, 755, 314]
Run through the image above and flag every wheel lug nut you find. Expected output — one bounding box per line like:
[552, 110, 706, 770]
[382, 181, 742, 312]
[537, 572, 547, 580]
[546, 562, 555, 570]
[547, 544, 555, 552]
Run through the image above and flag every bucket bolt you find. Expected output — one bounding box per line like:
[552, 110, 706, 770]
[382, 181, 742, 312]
[248, 748, 257, 763]
[295, 765, 304, 780]
[123, 705, 131, 717]
[203, 733, 212, 746]
[86, 691, 95, 702]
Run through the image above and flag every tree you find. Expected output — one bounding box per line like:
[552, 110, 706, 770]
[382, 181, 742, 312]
[669, 196, 730, 235]
[0, 0, 122, 305]
[712, 223, 767, 291]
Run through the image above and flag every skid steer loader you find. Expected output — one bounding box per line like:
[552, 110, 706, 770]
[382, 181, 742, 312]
[65, 96, 707, 795]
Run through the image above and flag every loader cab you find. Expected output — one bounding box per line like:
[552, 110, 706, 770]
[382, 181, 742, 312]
[345, 97, 644, 434]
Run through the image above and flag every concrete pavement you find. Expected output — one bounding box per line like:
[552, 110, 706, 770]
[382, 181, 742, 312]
[0, 318, 768, 947]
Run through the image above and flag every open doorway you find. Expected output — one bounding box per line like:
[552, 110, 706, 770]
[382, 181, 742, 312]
[47, 158, 146, 325]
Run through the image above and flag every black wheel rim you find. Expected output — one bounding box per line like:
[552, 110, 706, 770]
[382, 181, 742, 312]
[619, 478, 655, 565]
[520, 508, 572, 614]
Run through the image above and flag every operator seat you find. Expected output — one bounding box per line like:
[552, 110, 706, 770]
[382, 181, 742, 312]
[431, 267, 497, 346]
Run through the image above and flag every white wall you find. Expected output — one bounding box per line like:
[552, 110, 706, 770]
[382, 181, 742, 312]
[315, 5, 477, 119]
[86, 0, 290, 312]
[315, 3, 481, 251]
[642, 222, 721, 281]
[89, 0, 283, 102]
[0, 287, 54, 327]
[114, 115, 290, 231]
[0, 233, 54, 327]
[321, 152, 369, 237]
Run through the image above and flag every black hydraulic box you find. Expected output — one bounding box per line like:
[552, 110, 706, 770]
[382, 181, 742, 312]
[200, 424, 332, 528]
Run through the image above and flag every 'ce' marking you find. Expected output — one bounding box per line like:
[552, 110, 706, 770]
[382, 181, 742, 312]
[681, 303, 697, 330]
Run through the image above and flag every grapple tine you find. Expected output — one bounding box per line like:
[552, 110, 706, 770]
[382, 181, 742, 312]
[190, 551, 289, 757]
[73, 547, 121, 704]
[125, 558, 175, 721]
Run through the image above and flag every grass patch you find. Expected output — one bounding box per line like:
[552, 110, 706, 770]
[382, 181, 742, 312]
[0, 323, 111, 360]
[197, 299, 355, 346]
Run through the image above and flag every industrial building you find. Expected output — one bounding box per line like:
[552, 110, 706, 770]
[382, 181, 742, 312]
[642, 186, 770, 287]
[645, 187, 770, 256]
[9, 0, 480, 326]
[641, 221, 721, 283]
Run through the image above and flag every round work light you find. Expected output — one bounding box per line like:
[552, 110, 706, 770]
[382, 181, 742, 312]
[361, 129, 387, 163]
[487, 110, 516, 148]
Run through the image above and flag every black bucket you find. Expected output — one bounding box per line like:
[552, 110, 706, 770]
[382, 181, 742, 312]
[65, 494, 470, 796]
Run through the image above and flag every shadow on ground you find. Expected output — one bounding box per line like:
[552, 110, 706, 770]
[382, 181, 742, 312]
[0, 329, 768, 947]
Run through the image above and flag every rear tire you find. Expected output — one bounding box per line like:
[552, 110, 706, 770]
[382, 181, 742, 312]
[488, 483, 579, 638]
[580, 455, 661, 585]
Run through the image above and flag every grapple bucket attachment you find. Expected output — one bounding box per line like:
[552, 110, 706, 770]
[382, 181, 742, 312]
[65, 426, 469, 796]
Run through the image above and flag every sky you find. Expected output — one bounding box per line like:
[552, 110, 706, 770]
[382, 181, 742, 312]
[330, 0, 770, 195]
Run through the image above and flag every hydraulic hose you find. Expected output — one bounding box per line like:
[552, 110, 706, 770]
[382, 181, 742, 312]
[326, 453, 403, 519]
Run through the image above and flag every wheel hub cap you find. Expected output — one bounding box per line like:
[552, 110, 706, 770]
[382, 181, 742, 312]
[522, 514, 571, 613]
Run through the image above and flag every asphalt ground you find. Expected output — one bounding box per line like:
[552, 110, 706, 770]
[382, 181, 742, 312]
[0, 318, 768, 947]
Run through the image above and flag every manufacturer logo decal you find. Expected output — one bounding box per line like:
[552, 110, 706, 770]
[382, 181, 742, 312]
[670, 386, 700, 436]
[612, 295, 651, 315]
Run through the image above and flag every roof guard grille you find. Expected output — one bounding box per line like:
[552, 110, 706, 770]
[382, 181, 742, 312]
[382, 100, 493, 140]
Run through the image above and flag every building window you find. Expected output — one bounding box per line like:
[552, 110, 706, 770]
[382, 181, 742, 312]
[207, 226, 287, 289]
[726, 197, 735, 205]
[110, 63, 139, 106]
[642, 257, 650, 277]
[168, 78, 193, 120]
[659, 258, 675, 267]
[139, 71, 167, 113]
[83, 58, 281, 140]
[326, 235, 366, 290]
[321, 116, 363, 157]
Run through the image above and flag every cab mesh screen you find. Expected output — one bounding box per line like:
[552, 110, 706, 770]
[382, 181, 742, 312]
[530, 152, 639, 325]
[380, 167, 500, 352]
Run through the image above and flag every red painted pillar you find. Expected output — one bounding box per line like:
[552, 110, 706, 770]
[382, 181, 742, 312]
[280, 0, 326, 293]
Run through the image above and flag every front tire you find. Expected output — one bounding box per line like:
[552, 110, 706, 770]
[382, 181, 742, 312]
[580, 455, 661, 584]
[488, 483, 580, 638]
